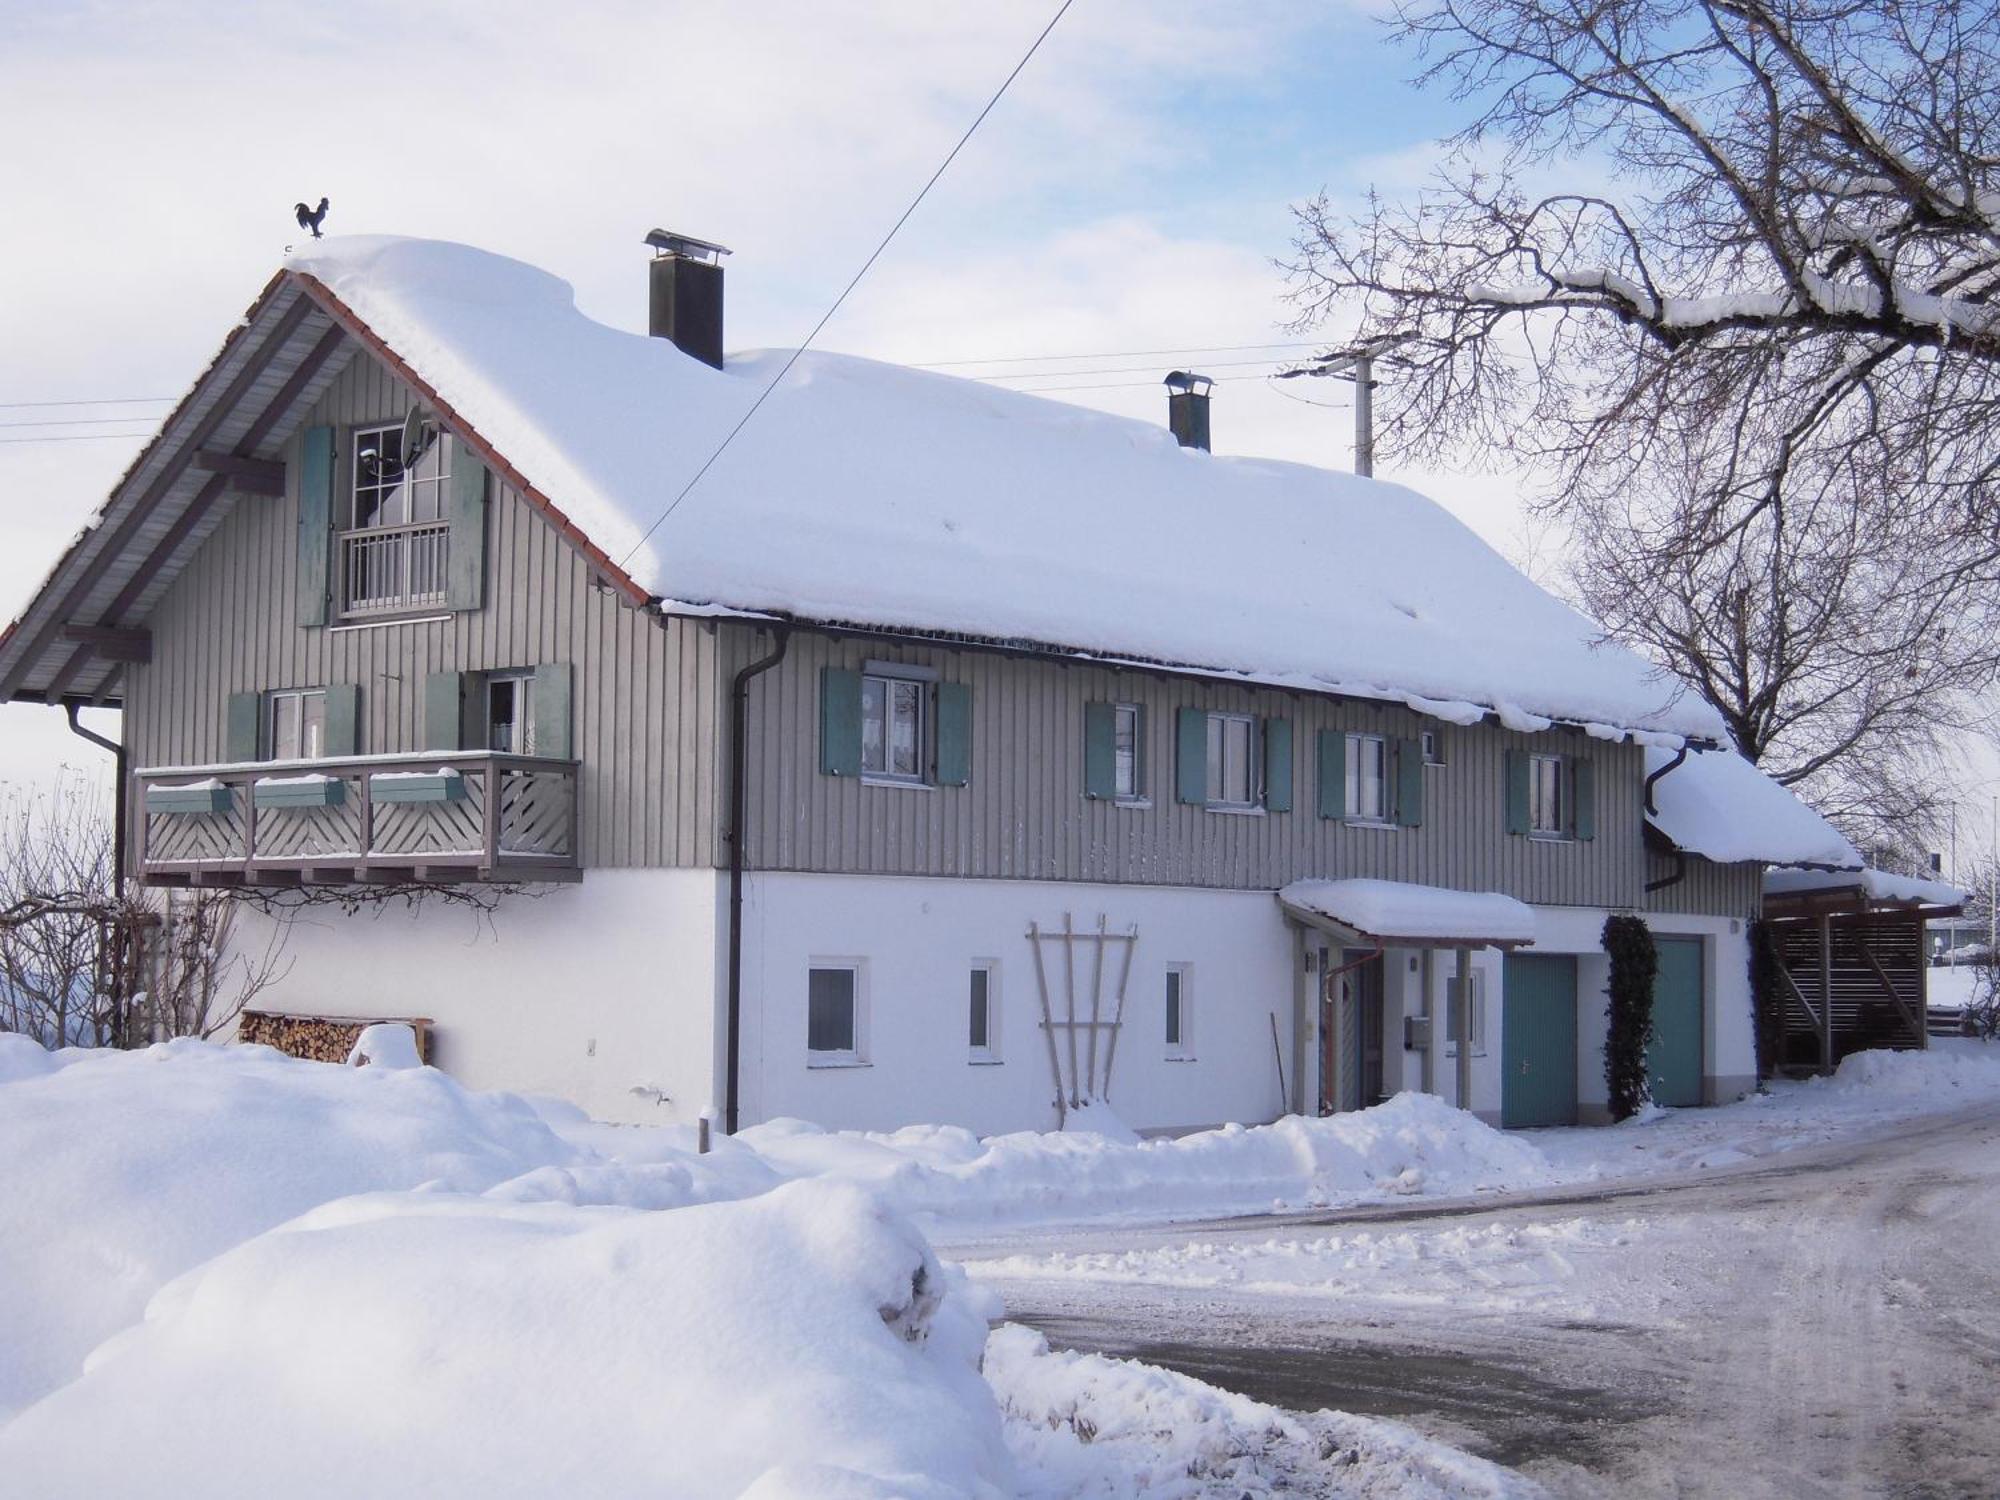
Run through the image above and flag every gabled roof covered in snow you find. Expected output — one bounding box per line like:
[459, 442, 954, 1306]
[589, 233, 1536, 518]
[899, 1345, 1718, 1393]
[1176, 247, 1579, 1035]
[2, 236, 1726, 743]
[1642, 746, 1860, 869]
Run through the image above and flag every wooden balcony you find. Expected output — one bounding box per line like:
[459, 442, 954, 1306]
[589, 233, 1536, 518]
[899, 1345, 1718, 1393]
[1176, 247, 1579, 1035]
[134, 752, 580, 887]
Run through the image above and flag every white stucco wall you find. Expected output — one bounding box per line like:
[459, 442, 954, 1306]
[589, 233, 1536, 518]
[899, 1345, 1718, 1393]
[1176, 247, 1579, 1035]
[736, 872, 1298, 1136]
[229, 868, 725, 1125]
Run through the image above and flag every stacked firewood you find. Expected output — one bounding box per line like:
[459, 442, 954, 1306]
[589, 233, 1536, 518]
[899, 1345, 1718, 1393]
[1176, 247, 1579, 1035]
[238, 1010, 432, 1065]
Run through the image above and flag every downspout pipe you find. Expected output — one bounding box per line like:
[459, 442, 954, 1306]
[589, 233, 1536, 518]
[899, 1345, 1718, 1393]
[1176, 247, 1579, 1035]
[1642, 743, 1692, 895]
[64, 703, 126, 899]
[724, 625, 790, 1137]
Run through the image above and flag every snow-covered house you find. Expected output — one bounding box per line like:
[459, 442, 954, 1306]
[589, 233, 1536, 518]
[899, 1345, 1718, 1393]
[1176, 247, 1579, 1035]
[0, 235, 1852, 1132]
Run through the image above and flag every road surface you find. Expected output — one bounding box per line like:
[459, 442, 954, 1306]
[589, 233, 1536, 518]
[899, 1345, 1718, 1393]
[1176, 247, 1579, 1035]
[951, 1108, 2000, 1499]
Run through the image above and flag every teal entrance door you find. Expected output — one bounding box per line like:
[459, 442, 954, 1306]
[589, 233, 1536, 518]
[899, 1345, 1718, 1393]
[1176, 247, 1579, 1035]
[1648, 938, 1704, 1107]
[1502, 954, 1578, 1128]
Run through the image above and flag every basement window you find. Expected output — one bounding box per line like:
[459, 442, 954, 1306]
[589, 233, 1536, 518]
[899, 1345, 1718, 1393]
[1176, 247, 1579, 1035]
[808, 965, 863, 1065]
[968, 964, 999, 1063]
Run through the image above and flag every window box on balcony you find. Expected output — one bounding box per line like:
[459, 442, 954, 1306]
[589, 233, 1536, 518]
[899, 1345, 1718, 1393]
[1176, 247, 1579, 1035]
[252, 774, 346, 809]
[145, 781, 232, 816]
[369, 769, 467, 804]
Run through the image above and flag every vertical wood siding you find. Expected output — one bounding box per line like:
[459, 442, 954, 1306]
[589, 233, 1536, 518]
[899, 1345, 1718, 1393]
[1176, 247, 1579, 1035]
[1643, 851, 1762, 919]
[122, 349, 724, 868]
[728, 626, 1669, 910]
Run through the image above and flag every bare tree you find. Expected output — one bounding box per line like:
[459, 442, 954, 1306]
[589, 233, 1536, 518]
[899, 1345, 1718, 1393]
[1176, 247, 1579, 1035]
[1287, 0, 2000, 805]
[0, 771, 291, 1047]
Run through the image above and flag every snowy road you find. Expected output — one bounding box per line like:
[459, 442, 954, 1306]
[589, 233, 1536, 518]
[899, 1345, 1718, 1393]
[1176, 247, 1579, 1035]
[954, 1106, 2000, 1500]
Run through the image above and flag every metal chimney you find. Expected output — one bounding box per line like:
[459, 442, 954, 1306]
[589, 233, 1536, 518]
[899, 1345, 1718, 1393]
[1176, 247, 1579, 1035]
[644, 228, 731, 369]
[1163, 370, 1212, 452]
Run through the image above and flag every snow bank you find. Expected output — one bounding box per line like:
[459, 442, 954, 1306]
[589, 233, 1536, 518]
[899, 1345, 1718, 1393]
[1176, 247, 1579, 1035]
[1826, 1041, 2000, 1097]
[987, 1326, 1542, 1499]
[0, 1038, 579, 1417]
[286, 236, 1721, 742]
[745, 1092, 1557, 1228]
[1279, 877, 1537, 945]
[1643, 746, 1858, 868]
[0, 1182, 1012, 1500]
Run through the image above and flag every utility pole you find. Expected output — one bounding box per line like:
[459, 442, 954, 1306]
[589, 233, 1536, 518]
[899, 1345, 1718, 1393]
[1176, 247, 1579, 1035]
[1275, 338, 1404, 478]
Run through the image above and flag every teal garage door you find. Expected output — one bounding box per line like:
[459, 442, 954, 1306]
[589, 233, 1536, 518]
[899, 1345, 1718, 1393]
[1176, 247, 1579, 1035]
[1502, 954, 1578, 1128]
[1648, 938, 1705, 1107]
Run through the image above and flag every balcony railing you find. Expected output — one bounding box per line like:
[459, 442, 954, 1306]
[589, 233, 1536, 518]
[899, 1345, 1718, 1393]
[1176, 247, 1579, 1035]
[134, 752, 579, 887]
[339, 520, 449, 618]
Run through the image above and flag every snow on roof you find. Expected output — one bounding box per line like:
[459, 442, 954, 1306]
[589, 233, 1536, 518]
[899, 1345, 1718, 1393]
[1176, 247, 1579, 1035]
[1279, 878, 1537, 947]
[1643, 746, 1859, 869]
[286, 237, 1725, 742]
[1764, 866, 1970, 908]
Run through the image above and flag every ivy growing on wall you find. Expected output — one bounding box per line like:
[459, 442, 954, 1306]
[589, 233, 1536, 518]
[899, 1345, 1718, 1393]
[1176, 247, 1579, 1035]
[1748, 919, 1786, 1080]
[1601, 913, 1658, 1121]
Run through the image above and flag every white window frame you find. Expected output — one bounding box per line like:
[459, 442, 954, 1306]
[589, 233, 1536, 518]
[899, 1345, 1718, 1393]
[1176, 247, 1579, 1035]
[1112, 702, 1146, 803]
[968, 961, 1000, 1064]
[1345, 731, 1391, 823]
[1421, 728, 1445, 766]
[1444, 970, 1488, 1058]
[484, 671, 536, 755]
[806, 962, 866, 1066]
[348, 420, 450, 531]
[860, 672, 929, 786]
[1204, 712, 1258, 811]
[1529, 752, 1567, 838]
[1164, 963, 1194, 1060]
[266, 688, 327, 762]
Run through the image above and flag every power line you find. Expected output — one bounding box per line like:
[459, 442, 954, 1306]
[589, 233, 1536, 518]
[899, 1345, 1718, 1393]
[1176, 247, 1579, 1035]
[0, 413, 169, 431]
[618, 0, 1075, 568]
[0, 396, 172, 411]
[0, 431, 155, 446]
[977, 354, 1313, 385]
[912, 339, 1323, 369]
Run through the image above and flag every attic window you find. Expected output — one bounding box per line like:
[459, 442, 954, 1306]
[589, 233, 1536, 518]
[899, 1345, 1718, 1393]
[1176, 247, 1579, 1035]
[340, 423, 452, 617]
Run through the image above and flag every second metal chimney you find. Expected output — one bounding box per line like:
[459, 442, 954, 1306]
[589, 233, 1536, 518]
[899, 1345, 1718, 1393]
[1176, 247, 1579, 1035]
[1163, 370, 1212, 451]
[644, 228, 731, 369]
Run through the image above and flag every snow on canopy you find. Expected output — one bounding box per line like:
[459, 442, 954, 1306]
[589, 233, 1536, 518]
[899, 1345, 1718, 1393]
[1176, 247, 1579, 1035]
[1643, 746, 1860, 869]
[287, 236, 1725, 742]
[1278, 877, 1536, 946]
[1765, 865, 1969, 908]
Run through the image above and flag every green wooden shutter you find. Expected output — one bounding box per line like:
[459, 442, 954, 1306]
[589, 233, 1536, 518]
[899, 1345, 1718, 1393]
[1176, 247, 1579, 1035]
[1263, 717, 1293, 813]
[225, 691, 260, 762]
[445, 443, 488, 612]
[323, 683, 360, 756]
[1175, 707, 1207, 805]
[935, 682, 971, 787]
[532, 662, 573, 758]
[1394, 736, 1423, 827]
[819, 667, 862, 777]
[1572, 757, 1596, 841]
[1316, 729, 1346, 819]
[423, 671, 465, 751]
[1082, 702, 1116, 800]
[1504, 748, 1531, 835]
[295, 425, 335, 627]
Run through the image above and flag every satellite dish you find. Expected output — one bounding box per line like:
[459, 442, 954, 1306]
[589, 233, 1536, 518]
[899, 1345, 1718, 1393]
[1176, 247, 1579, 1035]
[399, 407, 434, 468]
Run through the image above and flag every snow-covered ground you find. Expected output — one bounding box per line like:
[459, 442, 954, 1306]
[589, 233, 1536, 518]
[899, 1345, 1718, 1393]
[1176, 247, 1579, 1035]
[0, 1034, 1540, 1498]
[3, 1030, 1995, 1496]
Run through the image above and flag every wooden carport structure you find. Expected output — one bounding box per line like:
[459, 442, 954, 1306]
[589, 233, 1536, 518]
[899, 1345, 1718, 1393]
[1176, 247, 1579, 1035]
[1761, 868, 1967, 1074]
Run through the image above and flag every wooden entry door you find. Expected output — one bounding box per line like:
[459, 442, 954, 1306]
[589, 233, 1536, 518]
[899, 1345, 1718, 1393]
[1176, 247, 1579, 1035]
[1649, 938, 1705, 1106]
[1320, 949, 1385, 1114]
[1502, 953, 1578, 1127]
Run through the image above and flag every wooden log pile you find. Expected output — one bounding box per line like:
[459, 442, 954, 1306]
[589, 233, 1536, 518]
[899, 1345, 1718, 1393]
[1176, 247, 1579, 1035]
[238, 1009, 434, 1065]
